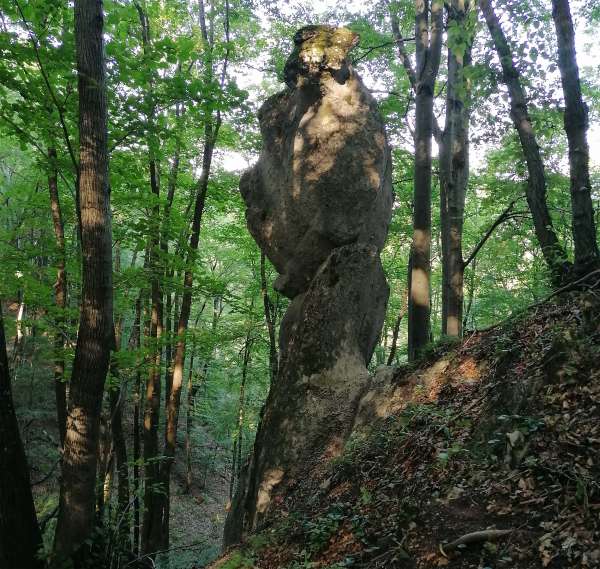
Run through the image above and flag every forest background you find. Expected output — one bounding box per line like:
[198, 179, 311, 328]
[1, 0, 599, 566]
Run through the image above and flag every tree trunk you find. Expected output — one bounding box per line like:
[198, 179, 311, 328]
[230, 332, 252, 497]
[53, 0, 113, 560]
[386, 288, 409, 365]
[408, 0, 444, 359]
[154, 131, 216, 550]
[551, 0, 599, 273]
[96, 402, 113, 516]
[0, 305, 43, 568]
[162, 104, 183, 403]
[440, 0, 472, 338]
[147, 0, 229, 550]
[479, 0, 568, 285]
[463, 258, 476, 331]
[108, 289, 130, 553]
[48, 146, 68, 446]
[132, 296, 142, 557]
[260, 251, 278, 383]
[136, 6, 167, 553]
[185, 345, 196, 493]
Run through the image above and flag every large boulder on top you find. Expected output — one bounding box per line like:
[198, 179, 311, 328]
[240, 25, 393, 298]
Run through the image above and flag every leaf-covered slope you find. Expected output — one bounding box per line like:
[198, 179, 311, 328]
[213, 292, 600, 569]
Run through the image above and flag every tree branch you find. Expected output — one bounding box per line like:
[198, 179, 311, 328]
[353, 37, 416, 64]
[388, 0, 442, 143]
[13, 0, 79, 173]
[463, 197, 523, 269]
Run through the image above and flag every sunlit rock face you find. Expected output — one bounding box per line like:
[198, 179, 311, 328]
[240, 25, 393, 298]
[224, 25, 393, 547]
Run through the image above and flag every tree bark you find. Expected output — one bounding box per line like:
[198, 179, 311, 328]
[185, 344, 196, 493]
[479, 0, 568, 285]
[131, 296, 142, 557]
[408, 0, 444, 359]
[136, 3, 166, 555]
[48, 146, 68, 446]
[387, 288, 409, 365]
[0, 305, 43, 568]
[260, 251, 278, 383]
[153, 129, 216, 550]
[53, 0, 113, 560]
[551, 0, 599, 272]
[108, 275, 130, 553]
[440, 0, 472, 338]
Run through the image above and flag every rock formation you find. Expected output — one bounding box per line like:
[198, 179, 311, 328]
[223, 25, 394, 546]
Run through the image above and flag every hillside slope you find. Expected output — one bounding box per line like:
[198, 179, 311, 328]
[212, 291, 600, 569]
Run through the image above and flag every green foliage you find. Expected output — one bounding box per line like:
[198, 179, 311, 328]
[1, 0, 599, 564]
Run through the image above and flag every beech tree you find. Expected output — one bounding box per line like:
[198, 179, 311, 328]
[407, 0, 444, 359]
[551, 0, 600, 273]
[440, 0, 473, 338]
[479, 0, 569, 285]
[53, 0, 113, 560]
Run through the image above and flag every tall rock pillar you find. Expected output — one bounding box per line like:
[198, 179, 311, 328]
[224, 25, 394, 545]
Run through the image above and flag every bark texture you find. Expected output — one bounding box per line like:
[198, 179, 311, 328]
[440, 0, 472, 338]
[480, 0, 568, 284]
[408, 0, 443, 359]
[224, 26, 393, 546]
[48, 146, 68, 446]
[53, 0, 113, 560]
[0, 307, 43, 568]
[551, 0, 599, 272]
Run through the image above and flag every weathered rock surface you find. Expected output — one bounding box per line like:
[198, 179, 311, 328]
[240, 25, 393, 299]
[224, 25, 394, 547]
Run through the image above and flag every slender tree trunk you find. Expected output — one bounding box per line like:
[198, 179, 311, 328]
[229, 333, 251, 498]
[163, 103, 183, 403]
[154, 132, 216, 550]
[53, 0, 113, 560]
[551, 0, 599, 273]
[408, 0, 444, 359]
[135, 7, 167, 553]
[141, 274, 163, 556]
[237, 338, 250, 474]
[260, 251, 278, 383]
[108, 276, 130, 552]
[479, 0, 568, 285]
[11, 289, 25, 372]
[387, 288, 409, 365]
[440, 0, 472, 337]
[0, 305, 43, 568]
[146, 0, 230, 550]
[96, 403, 113, 516]
[164, 291, 173, 398]
[132, 296, 142, 557]
[48, 146, 68, 446]
[463, 258, 476, 331]
[185, 346, 196, 493]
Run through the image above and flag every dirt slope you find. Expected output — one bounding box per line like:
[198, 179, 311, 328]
[211, 292, 600, 569]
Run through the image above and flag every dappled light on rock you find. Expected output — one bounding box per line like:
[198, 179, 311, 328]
[224, 24, 394, 546]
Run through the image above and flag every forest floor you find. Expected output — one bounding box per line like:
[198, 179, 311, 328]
[213, 291, 600, 569]
[11, 337, 230, 567]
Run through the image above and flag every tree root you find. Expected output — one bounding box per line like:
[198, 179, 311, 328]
[440, 528, 514, 556]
